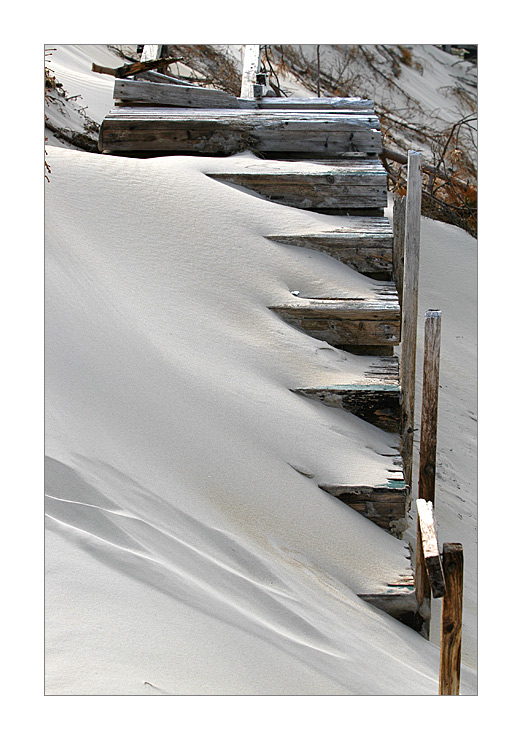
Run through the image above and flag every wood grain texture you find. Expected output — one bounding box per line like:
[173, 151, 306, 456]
[416, 499, 445, 598]
[418, 310, 442, 506]
[269, 291, 400, 348]
[114, 79, 241, 108]
[439, 543, 464, 695]
[266, 217, 393, 278]
[400, 151, 423, 489]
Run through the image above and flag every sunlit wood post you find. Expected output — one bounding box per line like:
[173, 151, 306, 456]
[415, 309, 442, 637]
[393, 194, 406, 307]
[240, 45, 261, 99]
[439, 543, 464, 695]
[400, 151, 422, 490]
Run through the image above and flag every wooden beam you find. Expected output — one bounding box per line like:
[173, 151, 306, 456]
[415, 499, 445, 598]
[418, 309, 442, 506]
[240, 44, 261, 99]
[92, 56, 182, 79]
[400, 151, 423, 490]
[439, 543, 464, 695]
[100, 110, 382, 157]
[113, 79, 241, 109]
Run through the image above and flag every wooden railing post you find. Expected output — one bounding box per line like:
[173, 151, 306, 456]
[415, 309, 442, 637]
[439, 543, 464, 695]
[400, 151, 423, 490]
[240, 45, 261, 99]
[418, 309, 442, 506]
[393, 194, 406, 307]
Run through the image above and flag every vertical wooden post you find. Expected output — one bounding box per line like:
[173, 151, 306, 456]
[400, 151, 423, 491]
[439, 543, 464, 695]
[415, 309, 442, 638]
[240, 45, 261, 99]
[140, 45, 162, 62]
[418, 310, 441, 506]
[393, 194, 406, 307]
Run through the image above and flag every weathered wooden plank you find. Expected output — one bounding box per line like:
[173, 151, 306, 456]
[416, 499, 445, 599]
[99, 110, 382, 157]
[400, 151, 423, 490]
[266, 218, 393, 278]
[358, 589, 423, 631]
[292, 383, 400, 432]
[114, 79, 241, 109]
[254, 97, 375, 112]
[92, 56, 182, 79]
[269, 291, 400, 349]
[320, 478, 409, 537]
[207, 164, 388, 211]
[133, 70, 200, 87]
[439, 543, 464, 695]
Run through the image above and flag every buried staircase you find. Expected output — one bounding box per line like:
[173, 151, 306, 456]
[97, 48, 424, 633]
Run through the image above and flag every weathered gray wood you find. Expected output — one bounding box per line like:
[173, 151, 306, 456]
[114, 78, 241, 109]
[320, 477, 409, 537]
[266, 218, 393, 278]
[207, 161, 387, 212]
[133, 70, 200, 87]
[292, 383, 400, 432]
[140, 45, 162, 62]
[99, 109, 382, 157]
[418, 309, 442, 506]
[240, 44, 261, 99]
[400, 151, 423, 490]
[92, 57, 181, 79]
[439, 543, 464, 695]
[269, 290, 400, 350]
[253, 97, 375, 112]
[416, 499, 445, 599]
[358, 589, 423, 632]
[393, 195, 406, 305]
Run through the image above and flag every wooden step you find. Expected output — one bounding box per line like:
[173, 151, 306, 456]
[319, 453, 409, 538]
[358, 580, 425, 633]
[293, 356, 399, 432]
[207, 160, 387, 213]
[266, 217, 393, 279]
[99, 107, 382, 157]
[269, 288, 400, 353]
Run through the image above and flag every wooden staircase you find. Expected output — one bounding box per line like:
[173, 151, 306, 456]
[97, 54, 422, 632]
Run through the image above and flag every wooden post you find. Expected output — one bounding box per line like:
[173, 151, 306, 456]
[415, 309, 442, 638]
[393, 194, 406, 307]
[400, 151, 423, 490]
[418, 310, 441, 506]
[240, 45, 261, 99]
[439, 543, 464, 695]
[140, 45, 162, 62]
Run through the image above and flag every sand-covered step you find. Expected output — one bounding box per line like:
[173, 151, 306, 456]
[206, 160, 387, 213]
[320, 480, 409, 537]
[266, 217, 393, 279]
[269, 289, 400, 353]
[358, 580, 424, 633]
[293, 383, 400, 432]
[99, 107, 382, 157]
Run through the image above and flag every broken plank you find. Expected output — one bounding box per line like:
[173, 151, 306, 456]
[416, 499, 445, 599]
[292, 384, 400, 432]
[92, 56, 182, 79]
[114, 78, 241, 108]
